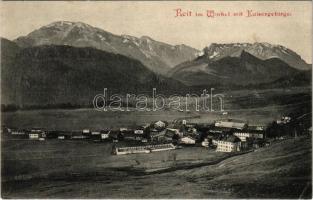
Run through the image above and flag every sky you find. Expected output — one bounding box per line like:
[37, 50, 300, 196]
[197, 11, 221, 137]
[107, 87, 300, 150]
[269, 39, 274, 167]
[1, 1, 312, 63]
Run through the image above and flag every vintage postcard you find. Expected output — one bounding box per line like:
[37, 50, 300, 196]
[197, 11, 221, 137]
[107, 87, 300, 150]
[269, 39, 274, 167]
[1, 1, 312, 199]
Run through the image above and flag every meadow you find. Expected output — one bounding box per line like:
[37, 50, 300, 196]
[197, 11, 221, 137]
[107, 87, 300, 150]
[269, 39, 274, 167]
[2, 86, 311, 130]
[2, 136, 311, 198]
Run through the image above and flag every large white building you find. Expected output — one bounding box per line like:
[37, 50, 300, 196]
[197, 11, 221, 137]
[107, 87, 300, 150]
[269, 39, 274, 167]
[114, 143, 176, 155]
[216, 135, 241, 152]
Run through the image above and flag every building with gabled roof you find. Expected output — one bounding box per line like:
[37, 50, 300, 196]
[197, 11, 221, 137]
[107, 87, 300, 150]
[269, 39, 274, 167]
[154, 120, 166, 129]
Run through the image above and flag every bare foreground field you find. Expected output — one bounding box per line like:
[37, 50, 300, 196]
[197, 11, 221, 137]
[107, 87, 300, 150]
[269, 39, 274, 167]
[1, 87, 312, 198]
[1, 136, 311, 198]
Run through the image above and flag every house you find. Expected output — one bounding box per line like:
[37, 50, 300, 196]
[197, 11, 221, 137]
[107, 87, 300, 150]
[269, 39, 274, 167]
[154, 121, 166, 129]
[82, 129, 90, 134]
[180, 136, 196, 145]
[212, 139, 219, 146]
[185, 127, 197, 136]
[29, 133, 40, 140]
[122, 130, 138, 141]
[29, 128, 45, 140]
[206, 134, 218, 147]
[132, 125, 145, 134]
[89, 130, 101, 141]
[100, 130, 110, 140]
[201, 138, 209, 147]
[215, 120, 247, 130]
[109, 130, 122, 142]
[233, 130, 264, 142]
[277, 116, 291, 124]
[216, 135, 241, 152]
[185, 123, 196, 129]
[149, 129, 166, 142]
[57, 131, 71, 140]
[101, 133, 109, 140]
[163, 129, 176, 142]
[11, 129, 26, 135]
[91, 131, 101, 135]
[134, 129, 144, 135]
[58, 135, 65, 140]
[167, 128, 183, 137]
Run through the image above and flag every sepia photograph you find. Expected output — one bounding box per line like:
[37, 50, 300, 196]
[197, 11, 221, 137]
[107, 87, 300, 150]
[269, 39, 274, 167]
[0, 1, 312, 198]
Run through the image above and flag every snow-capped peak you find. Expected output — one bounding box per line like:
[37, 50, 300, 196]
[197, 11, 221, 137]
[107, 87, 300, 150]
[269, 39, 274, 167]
[43, 21, 93, 30]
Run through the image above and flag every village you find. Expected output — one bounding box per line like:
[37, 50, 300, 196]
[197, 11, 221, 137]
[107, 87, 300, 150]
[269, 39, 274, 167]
[3, 114, 310, 156]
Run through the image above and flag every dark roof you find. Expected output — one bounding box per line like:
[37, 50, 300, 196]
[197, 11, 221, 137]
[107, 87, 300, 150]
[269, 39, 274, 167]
[235, 129, 264, 134]
[222, 135, 241, 143]
[216, 118, 246, 123]
[150, 130, 166, 137]
[56, 131, 72, 136]
[121, 130, 134, 134]
[109, 130, 120, 137]
[209, 127, 232, 133]
[166, 124, 176, 129]
[123, 132, 137, 138]
[71, 131, 85, 136]
[100, 129, 110, 134]
[165, 130, 175, 138]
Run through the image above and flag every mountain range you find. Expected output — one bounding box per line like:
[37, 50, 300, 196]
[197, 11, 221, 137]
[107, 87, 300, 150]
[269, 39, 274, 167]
[1, 21, 311, 108]
[14, 21, 200, 75]
[202, 43, 310, 70]
[170, 50, 306, 86]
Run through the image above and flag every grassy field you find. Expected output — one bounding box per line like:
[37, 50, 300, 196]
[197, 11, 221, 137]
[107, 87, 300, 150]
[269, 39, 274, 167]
[2, 87, 311, 130]
[1, 104, 307, 131]
[2, 136, 311, 198]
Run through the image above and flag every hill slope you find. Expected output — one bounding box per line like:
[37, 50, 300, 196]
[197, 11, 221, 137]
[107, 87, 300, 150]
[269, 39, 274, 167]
[1, 40, 185, 107]
[173, 136, 312, 198]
